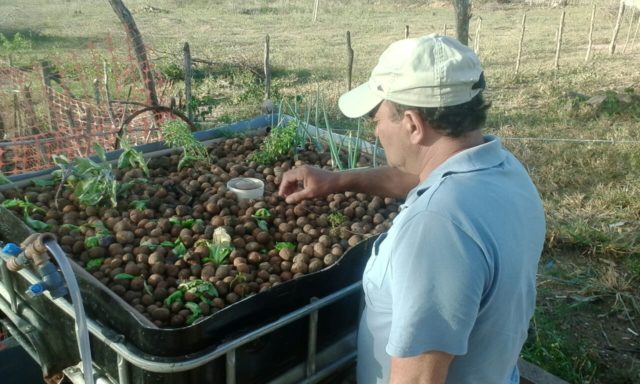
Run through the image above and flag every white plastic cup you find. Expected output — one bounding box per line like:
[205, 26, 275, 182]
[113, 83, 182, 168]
[226, 177, 265, 202]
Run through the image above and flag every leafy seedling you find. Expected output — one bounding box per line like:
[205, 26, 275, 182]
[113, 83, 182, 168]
[328, 212, 346, 229]
[117, 139, 149, 176]
[252, 208, 271, 231]
[114, 273, 135, 280]
[31, 179, 56, 187]
[185, 302, 202, 325]
[173, 238, 187, 257]
[130, 200, 148, 211]
[195, 239, 233, 266]
[161, 120, 209, 170]
[53, 143, 119, 207]
[62, 221, 112, 249]
[1, 198, 49, 231]
[274, 242, 296, 251]
[86, 258, 104, 271]
[169, 216, 204, 229]
[249, 119, 300, 165]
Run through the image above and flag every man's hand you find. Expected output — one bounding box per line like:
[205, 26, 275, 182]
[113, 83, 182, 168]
[278, 165, 336, 204]
[390, 351, 453, 384]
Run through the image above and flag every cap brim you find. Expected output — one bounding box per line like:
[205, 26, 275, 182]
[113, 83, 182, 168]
[338, 82, 383, 118]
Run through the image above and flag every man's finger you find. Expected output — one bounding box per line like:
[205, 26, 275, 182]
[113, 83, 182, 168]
[285, 189, 312, 204]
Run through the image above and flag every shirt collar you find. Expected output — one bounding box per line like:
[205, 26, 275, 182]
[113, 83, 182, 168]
[404, 135, 506, 206]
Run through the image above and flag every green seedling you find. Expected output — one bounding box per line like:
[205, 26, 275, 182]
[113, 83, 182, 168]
[31, 179, 56, 187]
[195, 239, 232, 266]
[86, 258, 104, 271]
[173, 238, 187, 257]
[252, 208, 271, 231]
[0, 172, 13, 185]
[161, 120, 209, 170]
[173, 279, 219, 324]
[139, 238, 175, 251]
[130, 199, 148, 211]
[185, 302, 202, 325]
[53, 143, 118, 207]
[62, 221, 111, 249]
[142, 279, 153, 296]
[164, 290, 184, 306]
[249, 119, 299, 165]
[169, 216, 204, 229]
[114, 273, 135, 280]
[328, 212, 347, 229]
[1, 198, 49, 231]
[274, 242, 296, 251]
[117, 139, 149, 176]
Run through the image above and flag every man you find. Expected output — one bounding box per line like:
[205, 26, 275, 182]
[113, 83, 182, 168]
[279, 34, 545, 384]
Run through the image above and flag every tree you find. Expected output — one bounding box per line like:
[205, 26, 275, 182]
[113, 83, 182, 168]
[107, 0, 159, 108]
[452, 0, 472, 46]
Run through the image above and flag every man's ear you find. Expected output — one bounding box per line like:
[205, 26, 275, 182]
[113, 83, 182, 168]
[403, 110, 429, 145]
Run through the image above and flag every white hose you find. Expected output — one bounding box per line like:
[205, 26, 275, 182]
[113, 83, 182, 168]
[44, 240, 94, 384]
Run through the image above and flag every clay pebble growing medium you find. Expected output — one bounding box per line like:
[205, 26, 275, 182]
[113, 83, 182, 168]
[3, 134, 400, 328]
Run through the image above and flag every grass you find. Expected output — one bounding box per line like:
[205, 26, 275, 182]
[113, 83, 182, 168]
[1, 1, 640, 382]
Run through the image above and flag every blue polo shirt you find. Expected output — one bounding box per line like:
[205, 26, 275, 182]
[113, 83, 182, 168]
[357, 136, 545, 383]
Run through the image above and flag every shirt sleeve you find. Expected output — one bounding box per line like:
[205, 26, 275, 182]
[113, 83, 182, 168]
[386, 210, 489, 357]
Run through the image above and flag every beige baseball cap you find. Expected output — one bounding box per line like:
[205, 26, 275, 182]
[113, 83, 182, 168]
[338, 34, 485, 118]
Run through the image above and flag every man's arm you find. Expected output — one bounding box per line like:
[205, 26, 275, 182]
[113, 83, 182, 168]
[278, 165, 419, 204]
[390, 352, 454, 384]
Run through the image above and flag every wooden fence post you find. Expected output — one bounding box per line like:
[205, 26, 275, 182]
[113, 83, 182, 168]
[515, 13, 527, 75]
[474, 17, 482, 55]
[631, 12, 640, 51]
[346, 31, 354, 91]
[264, 34, 271, 101]
[92, 78, 101, 105]
[622, 8, 636, 53]
[108, 0, 159, 109]
[183, 42, 193, 121]
[443, 24, 448, 36]
[405, 25, 410, 39]
[22, 85, 38, 134]
[585, 4, 596, 62]
[103, 60, 117, 129]
[554, 10, 565, 70]
[312, 0, 319, 22]
[609, 0, 625, 55]
[40, 61, 56, 131]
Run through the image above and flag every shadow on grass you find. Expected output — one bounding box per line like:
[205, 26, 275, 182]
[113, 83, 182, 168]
[0, 28, 104, 52]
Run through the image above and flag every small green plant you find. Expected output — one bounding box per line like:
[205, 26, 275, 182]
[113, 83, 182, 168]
[187, 95, 218, 122]
[0, 32, 33, 63]
[164, 279, 219, 324]
[31, 179, 56, 187]
[140, 239, 175, 251]
[194, 238, 233, 266]
[274, 242, 296, 251]
[52, 144, 119, 207]
[61, 221, 112, 249]
[130, 199, 148, 211]
[86, 258, 104, 271]
[117, 139, 149, 176]
[169, 216, 204, 229]
[249, 120, 299, 165]
[0, 172, 13, 185]
[173, 238, 188, 257]
[251, 208, 271, 231]
[1, 198, 49, 231]
[161, 120, 209, 170]
[328, 212, 346, 229]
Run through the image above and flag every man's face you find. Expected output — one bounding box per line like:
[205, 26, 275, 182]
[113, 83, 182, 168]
[370, 101, 410, 171]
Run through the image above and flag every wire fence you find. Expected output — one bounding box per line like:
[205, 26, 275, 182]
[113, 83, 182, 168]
[0, 1, 639, 175]
[0, 31, 177, 175]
